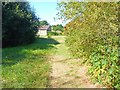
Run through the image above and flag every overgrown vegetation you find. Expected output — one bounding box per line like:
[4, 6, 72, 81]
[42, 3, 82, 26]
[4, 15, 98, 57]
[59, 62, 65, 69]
[57, 2, 119, 88]
[51, 24, 64, 35]
[2, 38, 59, 88]
[47, 31, 60, 37]
[2, 2, 39, 47]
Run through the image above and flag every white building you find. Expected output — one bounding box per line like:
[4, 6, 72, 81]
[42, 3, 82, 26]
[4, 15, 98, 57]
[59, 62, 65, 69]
[37, 25, 51, 36]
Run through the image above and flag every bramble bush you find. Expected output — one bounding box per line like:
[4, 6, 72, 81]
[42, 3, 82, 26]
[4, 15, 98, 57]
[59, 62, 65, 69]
[57, 2, 119, 88]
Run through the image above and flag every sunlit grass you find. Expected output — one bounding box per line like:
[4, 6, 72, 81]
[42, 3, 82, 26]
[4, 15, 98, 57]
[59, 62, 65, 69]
[52, 36, 72, 59]
[2, 37, 59, 88]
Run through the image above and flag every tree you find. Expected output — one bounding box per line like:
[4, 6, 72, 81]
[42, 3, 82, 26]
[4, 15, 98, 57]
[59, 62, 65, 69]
[2, 2, 39, 47]
[39, 20, 49, 26]
[52, 24, 64, 32]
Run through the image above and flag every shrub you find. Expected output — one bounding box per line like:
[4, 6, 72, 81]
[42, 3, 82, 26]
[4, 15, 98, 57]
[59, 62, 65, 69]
[58, 2, 119, 88]
[47, 31, 59, 36]
[47, 32, 52, 38]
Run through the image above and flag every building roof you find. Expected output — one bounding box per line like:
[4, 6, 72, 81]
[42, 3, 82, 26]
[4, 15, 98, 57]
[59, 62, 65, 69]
[39, 25, 50, 30]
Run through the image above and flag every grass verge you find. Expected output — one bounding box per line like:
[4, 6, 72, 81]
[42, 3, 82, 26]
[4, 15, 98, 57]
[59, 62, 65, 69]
[2, 37, 59, 88]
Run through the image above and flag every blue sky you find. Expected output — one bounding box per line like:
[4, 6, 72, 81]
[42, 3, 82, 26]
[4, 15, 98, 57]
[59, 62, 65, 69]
[29, 1, 66, 26]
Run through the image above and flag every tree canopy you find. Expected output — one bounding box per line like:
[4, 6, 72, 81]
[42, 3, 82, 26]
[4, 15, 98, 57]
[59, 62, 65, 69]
[2, 2, 39, 47]
[52, 24, 64, 32]
[39, 20, 49, 26]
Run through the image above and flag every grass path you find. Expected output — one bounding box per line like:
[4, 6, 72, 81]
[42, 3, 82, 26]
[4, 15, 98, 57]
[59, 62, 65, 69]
[2, 36, 103, 88]
[49, 36, 102, 88]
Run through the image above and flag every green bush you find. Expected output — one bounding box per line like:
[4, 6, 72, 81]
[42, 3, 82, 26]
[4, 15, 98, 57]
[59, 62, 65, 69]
[58, 2, 119, 88]
[47, 32, 51, 38]
[47, 31, 60, 36]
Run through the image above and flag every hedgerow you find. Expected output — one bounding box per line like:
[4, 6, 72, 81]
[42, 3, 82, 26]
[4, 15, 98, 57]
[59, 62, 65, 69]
[57, 2, 119, 88]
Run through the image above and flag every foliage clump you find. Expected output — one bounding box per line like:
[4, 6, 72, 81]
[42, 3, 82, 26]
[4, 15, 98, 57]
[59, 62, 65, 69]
[39, 20, 49, 26]
[51, 24, 64, 35]
[57, 2, 119, 88]
[2, 2, 39, 47]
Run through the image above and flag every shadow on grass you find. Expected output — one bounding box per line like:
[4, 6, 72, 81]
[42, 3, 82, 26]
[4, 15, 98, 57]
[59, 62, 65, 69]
[2, 37, 60, 66]
[36, 38, 60, 45]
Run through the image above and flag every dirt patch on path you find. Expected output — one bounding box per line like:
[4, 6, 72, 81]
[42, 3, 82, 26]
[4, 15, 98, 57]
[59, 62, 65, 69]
[49, 36, 103, 88]
[49, 55, 102, 88]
